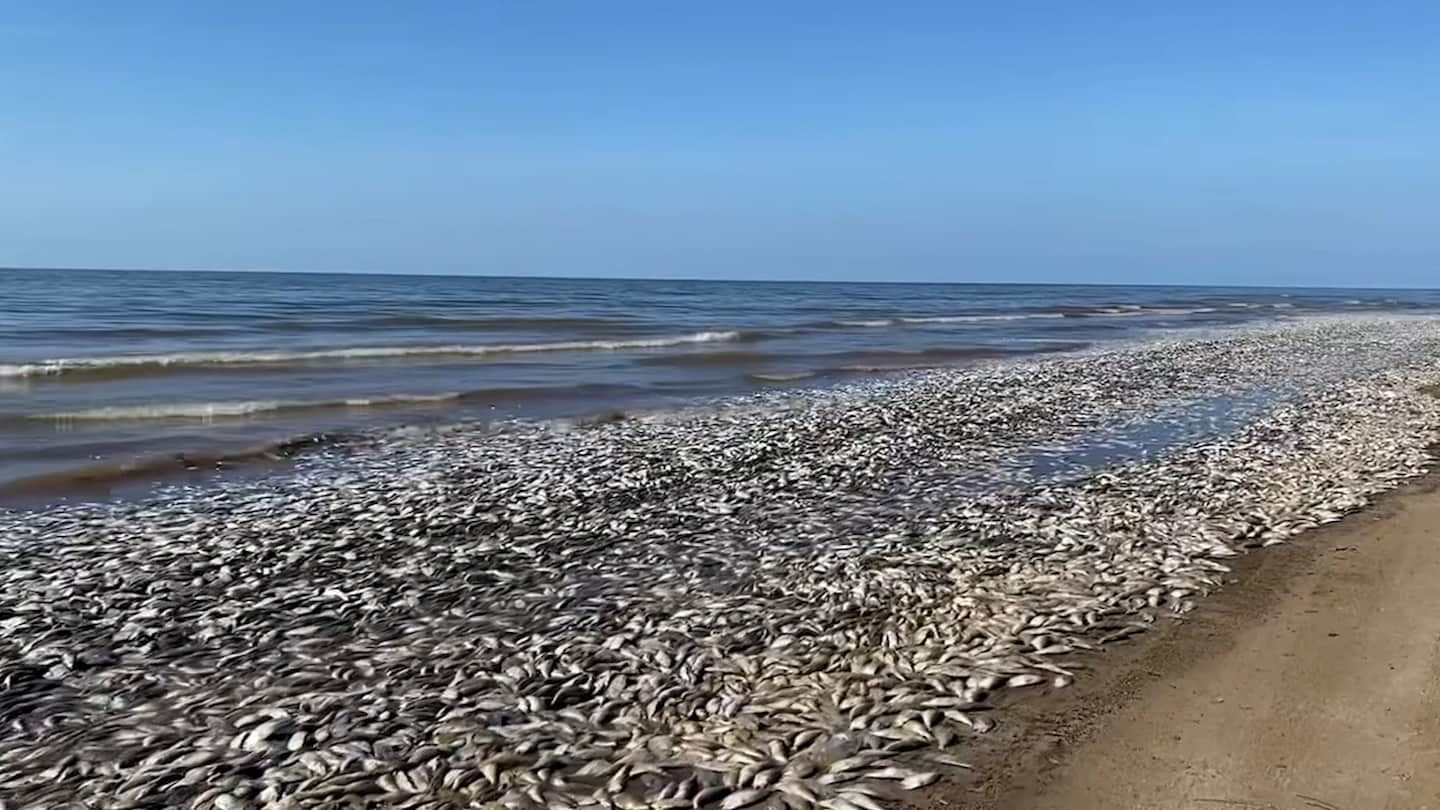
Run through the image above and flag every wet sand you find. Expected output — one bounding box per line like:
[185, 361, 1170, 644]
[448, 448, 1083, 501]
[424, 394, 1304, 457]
[947, 469, 1440, 810]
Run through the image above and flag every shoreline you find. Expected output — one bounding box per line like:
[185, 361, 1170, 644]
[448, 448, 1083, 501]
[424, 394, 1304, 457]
[4, 307, 1430, 509]
[0, 314, 1426, 510]
[944, 461, 1440, 809]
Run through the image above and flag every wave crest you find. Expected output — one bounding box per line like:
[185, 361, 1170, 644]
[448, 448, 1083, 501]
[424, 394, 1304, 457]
[0, 331, 745, 381]
[36, 393, 464, 422]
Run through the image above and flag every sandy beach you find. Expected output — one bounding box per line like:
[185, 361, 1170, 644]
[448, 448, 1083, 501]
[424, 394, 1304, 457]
[944, 467, 1440, 810]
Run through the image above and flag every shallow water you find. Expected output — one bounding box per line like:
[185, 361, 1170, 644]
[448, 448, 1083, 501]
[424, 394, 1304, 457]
[1009, 390, 1281, 483]
[4, 267, 1439, 501]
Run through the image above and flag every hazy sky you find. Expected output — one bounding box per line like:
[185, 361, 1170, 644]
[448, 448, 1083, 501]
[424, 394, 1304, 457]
[3, 2, 1438, 286]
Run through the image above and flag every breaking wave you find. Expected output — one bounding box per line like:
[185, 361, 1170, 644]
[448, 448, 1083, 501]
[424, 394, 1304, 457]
[23, 384, 651, 424]
[35, 394, 464, 422]
[0, 331, 746, 381]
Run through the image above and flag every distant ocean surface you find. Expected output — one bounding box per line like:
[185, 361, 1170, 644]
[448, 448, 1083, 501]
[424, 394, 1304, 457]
[4, 268, 1440, 503]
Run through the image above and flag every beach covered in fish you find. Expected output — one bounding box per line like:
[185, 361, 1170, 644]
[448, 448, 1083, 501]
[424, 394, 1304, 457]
[2, 315, 1440, 809]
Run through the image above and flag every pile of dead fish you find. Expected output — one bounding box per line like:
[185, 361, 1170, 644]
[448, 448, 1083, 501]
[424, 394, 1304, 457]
[2, 316, 1439, 810]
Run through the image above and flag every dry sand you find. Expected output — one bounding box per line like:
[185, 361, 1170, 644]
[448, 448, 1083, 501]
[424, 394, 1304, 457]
[938, 472, 1440, 810]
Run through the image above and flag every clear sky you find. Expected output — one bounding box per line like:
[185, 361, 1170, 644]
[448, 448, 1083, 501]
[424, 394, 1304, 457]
[3, 2, 1438, 286]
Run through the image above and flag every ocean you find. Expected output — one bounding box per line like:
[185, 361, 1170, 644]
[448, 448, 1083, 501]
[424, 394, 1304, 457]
[3, 267, 1439, 503]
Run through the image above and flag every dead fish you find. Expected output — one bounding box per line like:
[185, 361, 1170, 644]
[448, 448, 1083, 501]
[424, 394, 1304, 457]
[720, 789, 769, 810]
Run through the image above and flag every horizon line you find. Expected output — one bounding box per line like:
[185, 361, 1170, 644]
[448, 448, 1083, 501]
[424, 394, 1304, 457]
[1, 264, 1436, 293]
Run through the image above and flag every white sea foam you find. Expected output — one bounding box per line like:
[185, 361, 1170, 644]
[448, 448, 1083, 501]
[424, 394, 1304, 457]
[1093, 306, 1218, 317]
[39, 393, 465, 422]
[0, 331, 744, 379]
[898, 313, 1067, 324]
[836, 313, 1066, 327]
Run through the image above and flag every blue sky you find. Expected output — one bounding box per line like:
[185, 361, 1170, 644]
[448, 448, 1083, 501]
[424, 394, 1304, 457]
[2, 2, 1437, 286]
